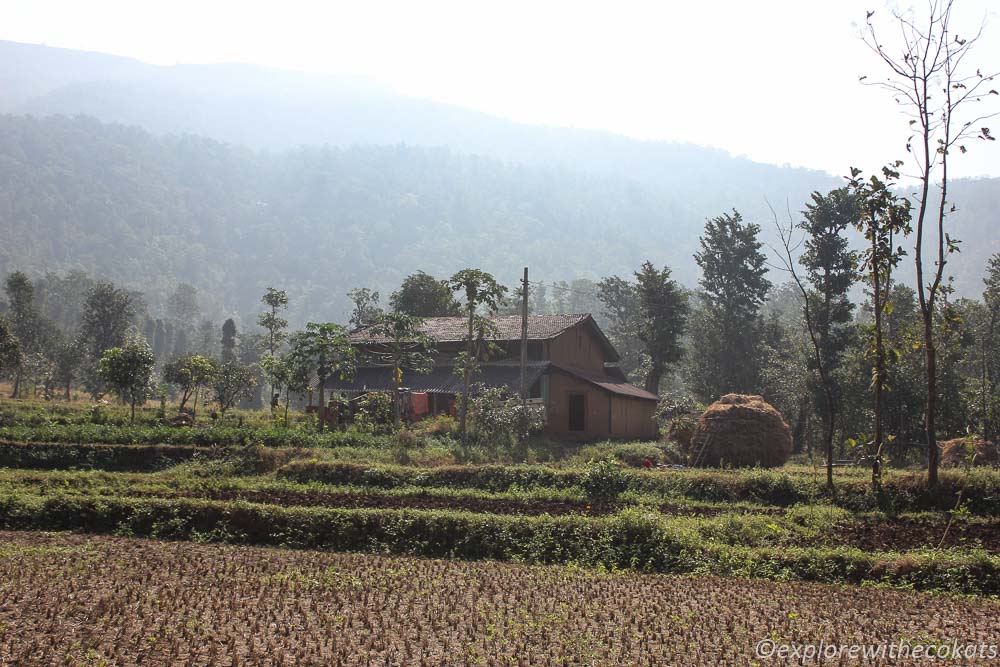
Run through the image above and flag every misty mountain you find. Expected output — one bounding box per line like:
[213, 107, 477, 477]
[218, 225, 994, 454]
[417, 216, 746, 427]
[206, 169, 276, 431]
[2, 40, 836, 208]
[0, 41, 997, 324]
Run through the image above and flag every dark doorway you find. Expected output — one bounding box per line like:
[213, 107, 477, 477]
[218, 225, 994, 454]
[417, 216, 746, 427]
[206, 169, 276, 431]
[568, 393, 586, 432]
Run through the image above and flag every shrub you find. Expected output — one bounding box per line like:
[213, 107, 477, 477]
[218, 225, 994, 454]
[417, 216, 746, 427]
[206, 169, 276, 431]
[354, 393, 394, 434]
[581, 458, 629, 504]
[468, 385, 545, 456]
[574, 442, 672, 468]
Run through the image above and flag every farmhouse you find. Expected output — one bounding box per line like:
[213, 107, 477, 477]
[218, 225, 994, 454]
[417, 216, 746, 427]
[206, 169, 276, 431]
[322, 314, 659, 440]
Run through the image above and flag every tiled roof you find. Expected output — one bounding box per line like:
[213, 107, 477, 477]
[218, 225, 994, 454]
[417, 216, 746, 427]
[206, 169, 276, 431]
[349, 314, 591, 344]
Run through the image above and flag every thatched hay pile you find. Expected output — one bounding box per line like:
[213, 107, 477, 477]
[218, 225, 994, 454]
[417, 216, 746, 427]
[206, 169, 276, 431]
[940, 438, 999, 468]
[687, 394, 792, 468]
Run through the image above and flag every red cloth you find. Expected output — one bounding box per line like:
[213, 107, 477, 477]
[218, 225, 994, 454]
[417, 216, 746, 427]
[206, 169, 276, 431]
[410, 392, 429, 418]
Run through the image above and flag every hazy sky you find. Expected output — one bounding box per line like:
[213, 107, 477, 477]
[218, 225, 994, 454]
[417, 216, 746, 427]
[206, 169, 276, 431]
[4, 0, 999, 177]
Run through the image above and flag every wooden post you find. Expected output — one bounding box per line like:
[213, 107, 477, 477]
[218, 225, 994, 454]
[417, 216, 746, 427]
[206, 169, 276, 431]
[520, 267, 529, 405]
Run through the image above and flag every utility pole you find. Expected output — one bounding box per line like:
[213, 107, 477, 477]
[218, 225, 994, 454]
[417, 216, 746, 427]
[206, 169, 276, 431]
[520, 267, 529, 406]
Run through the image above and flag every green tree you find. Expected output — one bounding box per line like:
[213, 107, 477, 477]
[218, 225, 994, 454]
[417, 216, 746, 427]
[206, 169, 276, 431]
[596, 275, 645, 381]
[163, 354, 219, 417]
[447, 269, 508, 444]
[258, 287, 289, 356]
[689, 210, 771, 400]
[97, 337, 156, 422]
[288, 323, 356, 432]
[848, 165, 912, 489]
[52, 336, 85, 400]
[0, 316, 22, 394]
[347, 288, 383, 330]
[212, 360, 258, 417]
[634, 262, 689, 393]
[982, 254, 1000, 439]
[221, 318, 237, 363]
[4, 271, 51, 398]
[195, 319, 219, 358]
[390, 272, 461, 317]
[772, 189, 859, 487]
[362, 312, 437, 428]
[863, 1, 1000, 486]
[258, 287, 289, 412]
[80, 282, 134, 360]
[166, 283, 200, 330]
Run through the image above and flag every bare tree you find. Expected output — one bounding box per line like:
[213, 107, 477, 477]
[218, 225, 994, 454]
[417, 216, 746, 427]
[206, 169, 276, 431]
[862, 0, 999, 486]
[768, 201, 837, 490]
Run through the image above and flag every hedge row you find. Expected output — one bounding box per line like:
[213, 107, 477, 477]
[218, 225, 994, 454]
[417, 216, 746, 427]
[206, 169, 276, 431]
[278, 461, 1000, 515]
[0, 424, 388, 449]
[0, 441, 312, 473]
[0, 441, 218, 471]
[0, 494, 996, 595]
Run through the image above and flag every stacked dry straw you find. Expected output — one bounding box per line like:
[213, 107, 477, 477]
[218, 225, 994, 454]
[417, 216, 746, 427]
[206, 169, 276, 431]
[687, 394, 792, 468]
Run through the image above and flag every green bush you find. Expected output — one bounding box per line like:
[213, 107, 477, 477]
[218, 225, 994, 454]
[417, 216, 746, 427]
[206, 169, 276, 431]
[581, 458, 629, 504]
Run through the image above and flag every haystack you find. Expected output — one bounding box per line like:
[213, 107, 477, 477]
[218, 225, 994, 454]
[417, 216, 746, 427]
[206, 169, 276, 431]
[687, 394, 792, 468]
[940, 438, 999, 468]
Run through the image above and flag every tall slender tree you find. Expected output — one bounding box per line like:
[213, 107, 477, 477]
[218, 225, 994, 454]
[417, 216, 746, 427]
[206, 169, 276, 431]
[772, 190, 859, 487]
[0, 316, 22, 396]
[447, 269, 507, 444]
[689, 210, 771, 400]
[848, 165, 913, 490]
[634, 262, 689, 394]
[863, 0, 999, 486]
[221, 318, 238, 363]
[4, 272, 39, 398]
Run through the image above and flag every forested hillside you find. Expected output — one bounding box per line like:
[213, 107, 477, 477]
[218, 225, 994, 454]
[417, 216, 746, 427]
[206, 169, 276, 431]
[0, 114, 705, 321]
[1, 113, 998, 323]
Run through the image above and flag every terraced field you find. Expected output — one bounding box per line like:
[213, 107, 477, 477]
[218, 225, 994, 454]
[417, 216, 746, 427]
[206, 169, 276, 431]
[2, 531, 998, 666]
[1, 420, 999, 664]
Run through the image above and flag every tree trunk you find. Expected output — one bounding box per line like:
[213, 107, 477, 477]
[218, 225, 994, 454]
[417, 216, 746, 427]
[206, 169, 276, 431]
[64, 379, 71, 401]
[392, 362, 401, 430]
[11, 368, 20, 399]
[925, 327, 939, 487]
[130, 399, 136, 423]
[458, 311, 473, 446]
[644, 364, 662, 395]
[317, 375, 326, 433]
[872, 236, 885, 494]
[873, 346, 884, 491]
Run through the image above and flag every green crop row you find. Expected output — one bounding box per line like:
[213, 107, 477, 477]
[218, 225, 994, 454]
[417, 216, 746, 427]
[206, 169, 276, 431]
[0, 494, 995, 595]
[279, 460, 1000, 515]
[0, 423, 389, 449]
